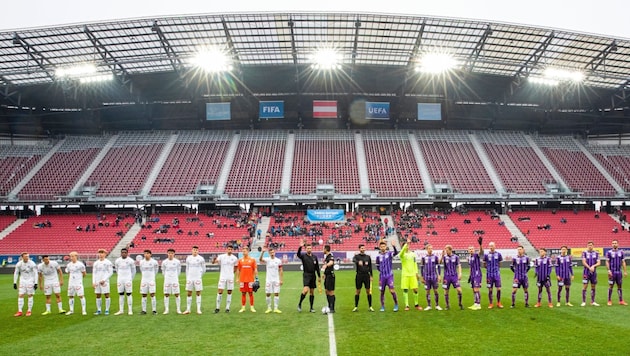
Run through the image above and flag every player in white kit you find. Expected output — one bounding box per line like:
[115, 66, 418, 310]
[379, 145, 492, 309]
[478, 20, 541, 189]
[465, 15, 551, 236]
[38, 255, 66, 315]
[139, 249, 159, 315]
[259, 247, 284, 313]
[213, 245, 238, 313]
[65, 251, 87, 315]
[92, 249, 113, 315]
[184, 246, 205, 314]
[161, 248, 182, 314]
[114, 248, 137, 315]
[13, 252, 37, 317]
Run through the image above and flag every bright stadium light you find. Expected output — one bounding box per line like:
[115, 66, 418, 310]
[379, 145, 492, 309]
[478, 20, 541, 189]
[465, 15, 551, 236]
[191, 47, 233, 73]
[543, 67, 584, 82]
[55, 64, 97, 78]
[528, 76, 559, 86]
[415, 53, 458, 74]
[311, 48, 341, 70]
[78, 74, 114, 84]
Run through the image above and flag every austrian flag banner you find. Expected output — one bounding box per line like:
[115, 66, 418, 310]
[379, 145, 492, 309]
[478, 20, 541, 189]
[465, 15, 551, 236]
[313, 100, 338, 119]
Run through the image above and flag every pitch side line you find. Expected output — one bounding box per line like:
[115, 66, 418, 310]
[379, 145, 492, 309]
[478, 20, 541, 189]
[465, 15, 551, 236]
[328, 313, 337, 356]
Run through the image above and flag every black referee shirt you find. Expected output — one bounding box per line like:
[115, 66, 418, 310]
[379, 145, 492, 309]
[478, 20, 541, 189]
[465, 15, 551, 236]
[297, 245, 320, 277]
[353, 253, 373, 276]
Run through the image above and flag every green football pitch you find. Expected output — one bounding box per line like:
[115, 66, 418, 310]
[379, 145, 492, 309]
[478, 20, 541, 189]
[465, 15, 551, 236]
[0, 269, 628, 355]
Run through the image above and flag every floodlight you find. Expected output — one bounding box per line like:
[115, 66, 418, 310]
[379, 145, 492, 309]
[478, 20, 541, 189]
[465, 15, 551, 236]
[55, 64, 97, 78]
[191, 48, 233, 73]
[311, 48, 341, 70]
[415, 53, 458, 74]
[78, 74, 113, 84]
[528, 77, 559, 86]
[543, 68, 584, 82]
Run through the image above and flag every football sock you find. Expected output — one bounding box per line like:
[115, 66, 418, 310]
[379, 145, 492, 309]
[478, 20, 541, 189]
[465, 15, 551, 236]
[18, 297, 24, 311]
[216, 294, 222, 309]
[96, 298, 102, 311]
[354, 295, 359, 307]
[309, 295, 314, 309]
[27, 297, 33, 312]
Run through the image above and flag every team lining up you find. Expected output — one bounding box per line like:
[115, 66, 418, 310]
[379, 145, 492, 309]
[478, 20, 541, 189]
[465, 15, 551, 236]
[10, 238, 628, 316]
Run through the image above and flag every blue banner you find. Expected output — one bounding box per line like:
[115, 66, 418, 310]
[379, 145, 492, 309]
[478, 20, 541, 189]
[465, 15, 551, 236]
[206, 102, 231, 121]
[259, 101, 284, 119]
[417, 103, 442, 121]
[307, 209, 346, 222]
[366, 102, 390, 120]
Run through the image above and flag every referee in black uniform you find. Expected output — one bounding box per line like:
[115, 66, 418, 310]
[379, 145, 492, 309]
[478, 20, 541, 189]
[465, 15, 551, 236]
[297, 240, 320, 312]
[352, 243, 374, 312]
[322, 245, 336, 313]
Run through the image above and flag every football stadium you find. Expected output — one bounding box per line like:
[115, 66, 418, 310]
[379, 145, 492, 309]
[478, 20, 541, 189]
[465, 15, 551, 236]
[1, 10, 629, 355]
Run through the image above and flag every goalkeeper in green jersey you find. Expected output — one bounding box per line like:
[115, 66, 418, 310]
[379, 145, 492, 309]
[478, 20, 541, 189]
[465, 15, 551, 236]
[400, 238, 422, 311]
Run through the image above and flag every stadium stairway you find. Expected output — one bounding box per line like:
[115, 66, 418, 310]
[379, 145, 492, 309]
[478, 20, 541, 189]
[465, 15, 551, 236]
[251, 216, 271, 251]
[354, 132, 371, 195]
[408, 132, 433, 194]
[469, 133, 506, 194]
[573, 138, 625, 196]
[109, 222, 142, 259]
[9, 140, 63, 200]
[214, 133, 241, 196]
[140, 133, 178, 196]
[499, 214, 536, 255]
[279, 132, 295, 195]
[0, 218, 27, 240]
[523, 134, 570, 192]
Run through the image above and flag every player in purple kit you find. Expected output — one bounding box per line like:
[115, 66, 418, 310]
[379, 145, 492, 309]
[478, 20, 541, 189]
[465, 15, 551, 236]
[510, 245, 530, 308]
[605, 239, 628, 306]
[533, 248, 553, 308]
[581, 241, 600, 307]
[555, 245, 574, 307]
[467, 237, 484, 310]
[375, 240, 399, 312]
[440, 245, 463, 310]
[484, 242, 504, 309]
[421, 244, 442, 311]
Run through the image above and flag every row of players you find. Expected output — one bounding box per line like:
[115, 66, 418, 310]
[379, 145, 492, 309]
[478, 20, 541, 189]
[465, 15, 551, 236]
[295, 237, 628, 313]
[11, 238, 628, 316]
[12, 245, 274, 316]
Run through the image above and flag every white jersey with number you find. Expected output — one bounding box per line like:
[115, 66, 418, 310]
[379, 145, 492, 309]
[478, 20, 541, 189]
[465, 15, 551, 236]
[38, 261, 61, 283]
[216, 254, 238, 280]
[262, 257, 282, 282]
[115, 257, 136, 281]
[186, 255, 206, 280]
[92, 259, 113, 284]
[140, 258, 159, 282]
[66, 261, 86, 286]
[14, 260, 37, 285]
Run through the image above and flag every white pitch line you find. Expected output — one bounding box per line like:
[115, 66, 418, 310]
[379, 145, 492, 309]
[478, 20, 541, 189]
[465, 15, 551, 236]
[328, 312, 337, 356]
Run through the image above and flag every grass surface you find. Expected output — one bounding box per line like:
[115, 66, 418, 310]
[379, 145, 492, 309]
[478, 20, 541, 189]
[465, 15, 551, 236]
[0, 268, 628, 355]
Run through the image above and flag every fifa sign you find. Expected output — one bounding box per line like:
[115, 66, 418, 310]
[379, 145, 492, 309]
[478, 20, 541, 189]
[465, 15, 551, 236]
[259, 101, 285, 119]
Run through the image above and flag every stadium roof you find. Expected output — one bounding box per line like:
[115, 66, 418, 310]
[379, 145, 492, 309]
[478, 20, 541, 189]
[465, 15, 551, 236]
[1, 12, 629, 135]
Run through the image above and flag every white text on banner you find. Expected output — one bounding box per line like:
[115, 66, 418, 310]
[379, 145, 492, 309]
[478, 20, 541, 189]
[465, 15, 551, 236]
[365, 102, 390, 120]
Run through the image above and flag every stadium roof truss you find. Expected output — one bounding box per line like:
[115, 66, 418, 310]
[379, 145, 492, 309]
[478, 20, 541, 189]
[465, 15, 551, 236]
[0, 12, 629, 110]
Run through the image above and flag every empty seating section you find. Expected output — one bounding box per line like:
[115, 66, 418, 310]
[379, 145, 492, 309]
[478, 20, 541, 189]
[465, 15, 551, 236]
[292, 131, 360, 194]
[363, 131, 424, 197]
[87, 132, 170, 196]
[0, 215, 17, 231]
[477, 132, 551, 194]
[151, 131, 231, 195]
[416, 131, 495, 194]
[588, 144, 630, 191]
[0, 214, 133, 254]
[130, 212, 253, 254]
[509, 210, 623, 249]
[224, 131, 285, 198]
[534, 136, 616, 196]
[0, 144, 50, 196]
[18, 136, 109, 200]
[393, 210, 514, 250]
[266, 211, 384, 252]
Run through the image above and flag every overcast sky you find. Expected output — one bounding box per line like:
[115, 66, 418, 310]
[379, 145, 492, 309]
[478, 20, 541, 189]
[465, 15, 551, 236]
[2, 0, 629, 39]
